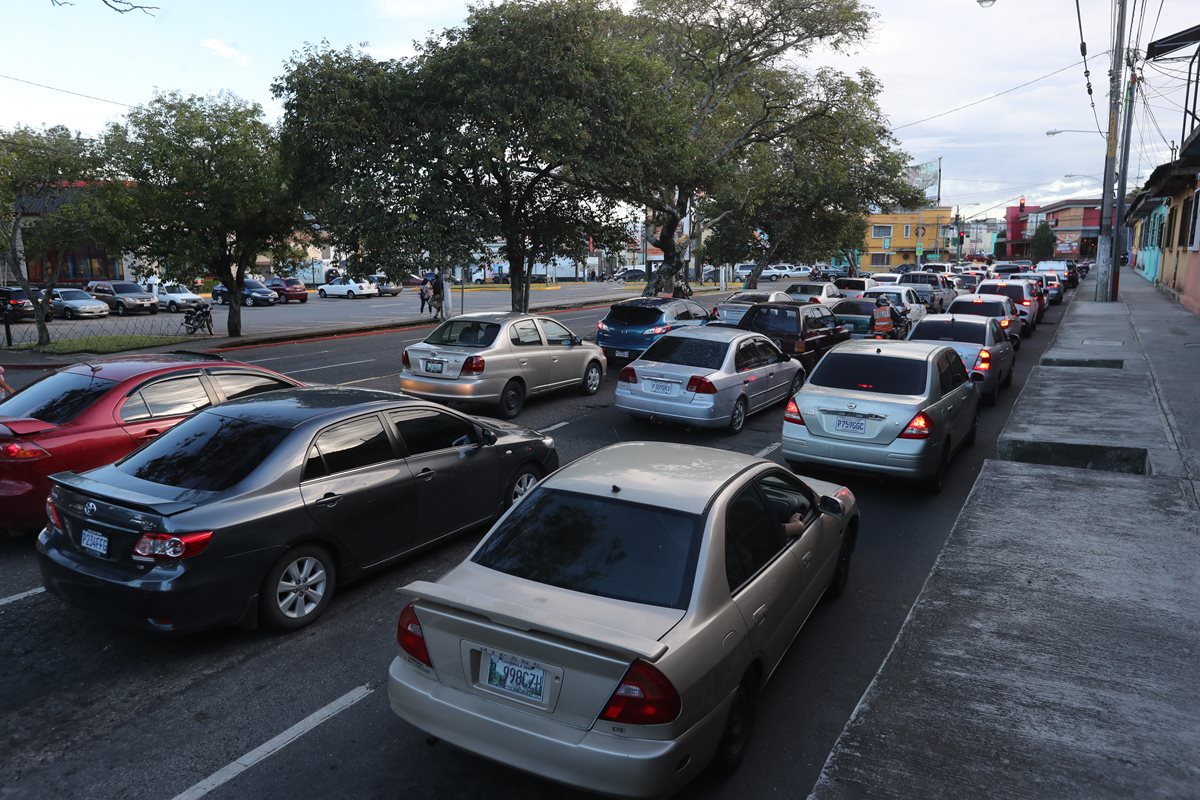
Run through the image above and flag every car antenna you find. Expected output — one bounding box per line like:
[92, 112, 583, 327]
[611, 484, 621, 494]
[68, 353, 101, 374]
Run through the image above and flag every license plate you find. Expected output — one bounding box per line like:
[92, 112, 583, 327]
[648, 379, 673, 395]
[835, 417, 867, 435]
[80, 529, 108, 557]
[485, 652, 545, 702]
[615, 350, 629, 358]
[425, 360, 444, 374]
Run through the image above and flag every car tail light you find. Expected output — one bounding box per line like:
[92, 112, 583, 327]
[999, 319, 1011, 328]
[971, 298, 984, 303]
[784, 397, 805, 425]
[644, 324, 670, 336]
[899, 411, 933, 439]
[711, 306, 718, 317]
[600, 660, 681, 725]
[45, 495, 63, 530]
[974, 348, 992, 372]
[401, 349, 410, 368]
[596, 320, 609, 331]
[1, 441, 51, 461]
[1020, 299, 1032, 306]
[397, 602, 431, 666]
[685, 375, 718, 394]
[131, 531, 212, 560]
[618, 366, 637, 383]
[462, 355, 485, 375]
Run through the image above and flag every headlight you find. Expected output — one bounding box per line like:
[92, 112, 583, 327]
[541, 437, 555, 449]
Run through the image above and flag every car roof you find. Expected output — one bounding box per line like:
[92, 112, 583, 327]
[917, 313, 989, 326]
[206, 386, 413, 428]
[661, 325, 758, 343]
[829, 339, 946, 361]
[58, 353, 235, 381]
[979, 279, 1033, 289]
[952, 293, 1012, 305]
[746, 300, 824, 310]
[542, 441, 765, 514]
[610, 297, 673, 308]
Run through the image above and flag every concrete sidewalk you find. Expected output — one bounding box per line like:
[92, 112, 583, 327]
[809, 270, 1200, 799]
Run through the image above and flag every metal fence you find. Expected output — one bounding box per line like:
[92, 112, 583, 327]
[1, 308, 211, 353]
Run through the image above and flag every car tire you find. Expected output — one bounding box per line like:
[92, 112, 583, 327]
[579, 361, 602, 396]
[826, 525, 856, 599]
[925, 442, 951, 494]
[787, 372, 804, 400]
[115, 302, 126, 317]
[260, 545, 336, 632]
[66, 308, 77, 320]
[318, 289, 327, 298]
[728, 397, 747, 435]
[167, 301, 178, 313]
[505, 464, 542, 508]
[497, 380, 525, 420]
[710, 679, 756, 776]
[280, 295, 288, 304]
[769, 274, 779, 281]
[300, 296, 308, 303]
[347, 290, 355, 299]
[984, 383, 998, 406]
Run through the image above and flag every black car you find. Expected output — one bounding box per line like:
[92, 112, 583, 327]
[1, 286, 42, 322]
[37, 387, 560, 634]
[736, 301, 851, 372]
[211, 279, 279, 307]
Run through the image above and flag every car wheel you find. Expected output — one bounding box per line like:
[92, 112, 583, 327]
[300, 296, 308, 303]
[43, 312, 53, 323]
[318, 289, 327, 298]
[66, 308, 77, 320]
[115, 302, 126, 317]
[347, 290, 355, 299]
[826, 525, 856, 599]
[168, 301, 178, 313]
[1011, 334, 1021, 351]
[728, 397, 747, 435]
[505, 464, 542, 508]
[787, 372, 804, 400]
[280, 295, 288, 304]
[149, 307, 158, 315]
[497, 380, 525, 420]
[710, 680, 756, 776]
[579, 361, 602, 395]
[925, 442, 951, 494]
[984, 382, 998, 406]
[260, 545, 336, 632]
[769, 274, 779, 281]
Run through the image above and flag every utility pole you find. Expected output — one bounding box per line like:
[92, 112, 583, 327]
[1096, 0, 1127, 302]
[1112, 65, 1138, 301]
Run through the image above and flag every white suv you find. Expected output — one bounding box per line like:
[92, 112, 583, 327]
[976, 279, 1038, 337]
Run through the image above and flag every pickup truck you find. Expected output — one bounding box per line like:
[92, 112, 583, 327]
[897, 272, 956, 312]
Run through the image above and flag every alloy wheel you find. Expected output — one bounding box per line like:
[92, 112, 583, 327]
[275, 556, 328, 619]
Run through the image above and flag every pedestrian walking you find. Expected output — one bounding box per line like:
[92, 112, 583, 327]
[0, 365, 15, 398]
[430, 279, 445, 321]
[418, 278, 432, 314]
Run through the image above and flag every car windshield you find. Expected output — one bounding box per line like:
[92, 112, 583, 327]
[640, 336, 727, 369]
[424, 319, 502, 347]
[900, 274, 936, 285]
[810, 353, 928, 395]
[834, 279, 867, 290]
[57, 289, 91, 301]
[117, 410, 290, 492]
[743, 306, 799, 334]
[725, 293, 770, 305]
[472, 487, 702, 609]
[606, 305, 664, 326]
[831, 300, 877, 316]
[785, 284, 825, 296]
[285, 278, 303, 286]
[910, 319, 986, 344]
[112, 282, 142, 294]
[162, 284, 189, 294]
[0, 371, 116, 424]
[948, 300, 1007, 317]
[979, 284, 1026, 302]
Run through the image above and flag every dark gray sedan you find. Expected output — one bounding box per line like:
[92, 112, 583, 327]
[37, 387, 559, 634]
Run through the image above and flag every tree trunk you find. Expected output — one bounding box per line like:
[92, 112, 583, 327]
[9, 222, 52, 347]
[217, 263, 244, 337]
[506, 239, 528, 313]
[644, 209, 682, 297]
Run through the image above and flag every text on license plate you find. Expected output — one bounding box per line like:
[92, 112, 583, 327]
[835, 416, 867, 434]
[615, 350, 629, 358]
[425, 360, 444, 374]
[485, 652, 545, 702]
[648, 379, 673, 395]
[80, 529, 108, 556]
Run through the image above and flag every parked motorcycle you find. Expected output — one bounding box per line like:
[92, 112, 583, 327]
[182, 302, 214, 336]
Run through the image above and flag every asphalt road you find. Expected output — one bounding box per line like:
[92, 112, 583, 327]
[0, 287, 1077, 800]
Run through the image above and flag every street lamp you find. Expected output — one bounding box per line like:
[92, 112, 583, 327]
[1046, 129, 1104, 137]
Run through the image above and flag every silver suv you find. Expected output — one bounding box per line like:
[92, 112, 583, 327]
[976, 279, 1038, 337]
[86, 280, 159, 316]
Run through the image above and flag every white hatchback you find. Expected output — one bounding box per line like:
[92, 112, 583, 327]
[318, 277, 380, 299]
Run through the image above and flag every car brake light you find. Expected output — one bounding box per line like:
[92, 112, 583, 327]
[131, 531, 212, 560]
[462, 355, 485, 375]
[999, 319, 1011, 328]
[971, 298, 983, 303]
[600, 660, 681, 725]
[784, 397, 804, 425]
[597, 320, 609, 331]
[45, 495, 63, 530]
[618, 366, 637, 383]
[397, 601, 431, 666]
[644, 324, 670, 336]
[1, 441, 51, 461]
[711, 307, 718, 317]
[974, 348, 991, 372]
[685, 375, 718, 394]
[1021, 299, 1032, 306]
[899, 411, 932, 439]
[401, 349, 410, 368]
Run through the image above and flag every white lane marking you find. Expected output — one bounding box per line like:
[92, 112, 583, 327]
[755, 442, 781, 458]
[287, 359, 376, 375]
[0, 587, 45, 606]
[541, 421, 571, 432]
[170, 685, 373, 800]
[245, 349, 331, 363]
[339, 374, 397, 385]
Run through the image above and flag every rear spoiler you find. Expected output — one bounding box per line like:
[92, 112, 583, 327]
[0, 417, 58, 436]
[51, 471, 198, 517]
[403, 580, 669, 663]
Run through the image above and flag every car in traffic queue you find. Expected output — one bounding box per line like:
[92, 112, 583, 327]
[758, 264, 806, 281]
[736, 301, 851, 372]
[1035, 259, 1078, 288]
[402, 313, 606, 419]
[614, 327, 803, 434]
[264, 276, 310, 303]
[990, 261, 1026, 277]
[830, 298, 887, 338]
[833, 277, 879, 299]
[387, 441, 859, 799]
[709, 291, 791, 326]
[976, 279, 1039, 336]
[906, 314, 1016, 405]
[367, 275, 402, 296]
[1, 287, 41, 321]
[1022, 270, 1064, 305]
[945, 294, 1025, 347]
[211, 279, 280, 307]
[781, 281, 844, 305]
[781, 339, 982, 492]
[896, 272, 956, 312]
[317, 276, 379, 299]
[153, 283, 204, 313]
[860, 287, 928, 328]
[868, 273, 902, 285]
[596, 297, 712, 361]
[86, 281, 159, 316]
[47, 288, 109, 320]
[37, 387, 560, 634]
[0, 354, 302, 535]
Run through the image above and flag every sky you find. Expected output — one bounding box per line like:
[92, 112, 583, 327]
[2, 0, 1195, 221]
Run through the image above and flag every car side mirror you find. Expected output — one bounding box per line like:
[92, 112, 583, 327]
[571, 335, 582, 347]
[818, 495, 844, 517]
[969, 372, 985, 383]
[480, 427, 498, 446]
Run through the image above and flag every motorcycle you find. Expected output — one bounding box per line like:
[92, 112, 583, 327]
[182, 302, 214, 336]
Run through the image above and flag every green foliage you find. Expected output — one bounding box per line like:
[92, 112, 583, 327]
[1031, 220, 1056, 261]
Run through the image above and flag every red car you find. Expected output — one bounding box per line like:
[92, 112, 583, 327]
[0, 354, 301, 534]
[264, 276, 309, 303]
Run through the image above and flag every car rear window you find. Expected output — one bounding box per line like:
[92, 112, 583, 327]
[979, 284, 1025, 302]
[112, 282, 142, 294]
[117, 411, 289, 492]
[284, 278, 303, 286]
[785, 284, 825, 296]
[742, 306, 798, 334]
[640, 336, 727, 370]
[810, 353, 928, 395]
[0, 371, 116, 425]
[873, 275, 899, 283]
[834, 279, 866, 290]
[958, 275, 979, 288]
[726, 292, 771, 304]
[472, 487, 701, 609]
[831, 300, 876, 316]
[910, 319, 986, 344]
[606, 305, 664, 326]
[899, 274, 935, 285]
[948, 300, 1006, 317]
[424, 319, 501, 347]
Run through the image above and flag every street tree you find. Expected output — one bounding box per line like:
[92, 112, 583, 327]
[104, 91, 303, 336]
[1031, 220, 1056, 261]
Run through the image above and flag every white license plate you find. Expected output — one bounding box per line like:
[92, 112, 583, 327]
[615, 350, 629, 358]
[484, 652, 545, 702]
[80, 529, 108, 557]
[425, 360, 444, 374]
[648, 379, 673, 395]
[835, 417, 867, 435]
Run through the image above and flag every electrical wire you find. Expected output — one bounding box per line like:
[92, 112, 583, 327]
[0, 71, 132, 108]
[1148, 0, 1166, 46]
[1073, 0, 1103, 134]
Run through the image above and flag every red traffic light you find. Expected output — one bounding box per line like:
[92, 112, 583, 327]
[1019, 196, 1026, 212]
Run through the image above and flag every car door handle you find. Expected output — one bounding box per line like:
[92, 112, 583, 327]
[138, 429, 161, 439]
[314, 493, 340, 508]
[752, 604, 768, 626]
[801, 552, 813, 567]
[418, 468, 436, 481]
[519, 359, 528, 365]
[946, 404, 955, 412]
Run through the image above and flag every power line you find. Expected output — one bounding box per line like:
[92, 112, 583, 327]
[1148, 0, 1166, 45]
[0, 71, 132, 108]
[1072, 0, 1103, 134]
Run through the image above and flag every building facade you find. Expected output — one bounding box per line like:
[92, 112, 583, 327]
[859, 207, 954, 273]
[1128, 158, 1200, 314]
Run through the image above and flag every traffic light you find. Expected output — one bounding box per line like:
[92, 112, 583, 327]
[1019, 197, 1026, 212]
[959, 231, 967, 242]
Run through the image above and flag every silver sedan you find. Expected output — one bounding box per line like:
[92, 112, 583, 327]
[387, 442, 859, 799]
[400, 312, 606, 419]
[48, 288, 109, 319]
[614, 326, 803, 434]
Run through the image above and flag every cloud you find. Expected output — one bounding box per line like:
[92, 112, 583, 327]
[201, 38, 250, 66]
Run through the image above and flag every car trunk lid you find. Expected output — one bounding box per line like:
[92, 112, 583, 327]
[796, 383, 926, 445]
[0, 417, 59, 436]
[404, 343, 473, 379]
[624, 359, 713, 404]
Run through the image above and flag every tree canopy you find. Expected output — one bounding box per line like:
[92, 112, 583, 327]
[1031, 220, 1056, 261]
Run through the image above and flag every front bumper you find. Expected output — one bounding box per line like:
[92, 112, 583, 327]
[399, 372, 511, 404]
[781, 422, 943, 479]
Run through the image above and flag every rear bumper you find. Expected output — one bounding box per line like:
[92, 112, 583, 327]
[399, 373, 511, 404]
[781, 422, 943, 479]
[614, 387, 728, 428]
[387, 655, 726, 799]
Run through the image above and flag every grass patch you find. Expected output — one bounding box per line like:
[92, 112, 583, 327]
[20, 334, 198, 355]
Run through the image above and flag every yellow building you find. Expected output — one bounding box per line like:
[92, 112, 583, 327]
[859, 207, 954, 273]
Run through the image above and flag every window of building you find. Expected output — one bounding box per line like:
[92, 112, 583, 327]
[1165, 206, 1176, 249]
[871, 224, 893, 239]
[1189, 190, 1200, 251]
[1178, 195, 1193, 249]
[870, 253, 891, 267]
[903, 224, 911, 239]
